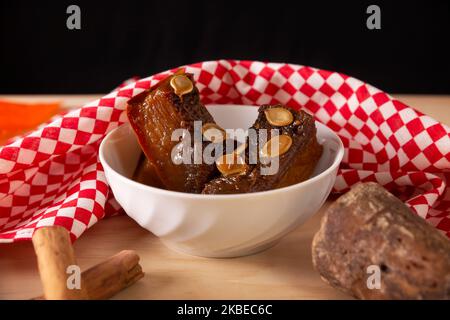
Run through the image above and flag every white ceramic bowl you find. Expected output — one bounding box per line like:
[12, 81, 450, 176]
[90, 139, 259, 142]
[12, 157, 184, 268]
[99, 105, 344, 258]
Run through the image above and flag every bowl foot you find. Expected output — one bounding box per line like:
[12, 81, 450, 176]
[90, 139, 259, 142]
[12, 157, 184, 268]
[161, 239, 281, 259]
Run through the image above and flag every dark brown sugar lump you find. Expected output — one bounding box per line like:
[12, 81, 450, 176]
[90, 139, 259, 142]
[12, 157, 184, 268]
[312, 182, 450, 300]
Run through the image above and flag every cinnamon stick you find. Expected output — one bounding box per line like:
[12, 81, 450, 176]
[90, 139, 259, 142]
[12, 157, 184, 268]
[83, 250, 144, 299]
[33, 250, 144, 300]
[32, 226, 88, 299]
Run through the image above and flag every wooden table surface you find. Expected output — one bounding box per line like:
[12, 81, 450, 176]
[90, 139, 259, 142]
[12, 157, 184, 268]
[0, 94, 449, 300]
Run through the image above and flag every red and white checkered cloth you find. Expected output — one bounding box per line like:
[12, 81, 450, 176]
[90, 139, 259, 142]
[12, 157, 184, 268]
[1, 60, 449, 242]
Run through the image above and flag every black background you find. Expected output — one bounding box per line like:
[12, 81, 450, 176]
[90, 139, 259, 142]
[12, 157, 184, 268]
[0, 300, 445, 319]
[1, 0, 449, 94]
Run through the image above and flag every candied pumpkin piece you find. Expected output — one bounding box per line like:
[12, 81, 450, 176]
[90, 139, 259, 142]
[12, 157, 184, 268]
[132, 154, 165, 189]
[127, 71, 218, 193]
[202, 105, 323, 194]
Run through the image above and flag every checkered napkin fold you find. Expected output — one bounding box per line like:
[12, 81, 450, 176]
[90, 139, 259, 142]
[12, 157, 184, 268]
[1, 60, 449, 243]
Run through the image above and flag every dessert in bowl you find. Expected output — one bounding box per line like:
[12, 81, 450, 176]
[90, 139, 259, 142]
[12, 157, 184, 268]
[99, 72, 344, 257]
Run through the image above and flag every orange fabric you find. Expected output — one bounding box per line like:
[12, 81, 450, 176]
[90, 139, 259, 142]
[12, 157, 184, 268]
[0, 100, 60, 144]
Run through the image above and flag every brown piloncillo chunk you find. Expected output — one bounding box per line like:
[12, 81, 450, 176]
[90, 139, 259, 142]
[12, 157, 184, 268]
[312, 182, 450, 300]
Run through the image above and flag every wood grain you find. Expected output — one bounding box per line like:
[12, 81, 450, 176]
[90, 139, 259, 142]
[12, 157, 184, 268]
[0, 95, 449, 300]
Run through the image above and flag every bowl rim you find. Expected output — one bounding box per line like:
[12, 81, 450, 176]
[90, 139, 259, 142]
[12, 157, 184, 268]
[99, 106, 344, 200]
